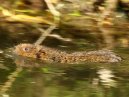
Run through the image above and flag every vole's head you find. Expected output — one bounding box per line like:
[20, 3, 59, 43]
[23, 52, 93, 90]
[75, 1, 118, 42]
[14, 43, 41, 58]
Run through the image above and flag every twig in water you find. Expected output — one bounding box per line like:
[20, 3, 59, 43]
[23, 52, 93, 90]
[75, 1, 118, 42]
[44, 0, 60, 22]
[48, 34, 72, 42]
[34, 25, 56, 45]
[44, 0, 60, 17]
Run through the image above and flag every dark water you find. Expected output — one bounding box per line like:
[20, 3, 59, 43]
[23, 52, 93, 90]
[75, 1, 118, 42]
[0, 30, 129, 97]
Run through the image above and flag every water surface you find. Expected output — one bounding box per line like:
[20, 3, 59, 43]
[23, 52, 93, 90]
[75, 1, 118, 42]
[0, 29, 129, 97]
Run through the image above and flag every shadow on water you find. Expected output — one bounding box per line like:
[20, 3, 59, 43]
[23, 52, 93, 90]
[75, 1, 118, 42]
[0, 28, 129, 97]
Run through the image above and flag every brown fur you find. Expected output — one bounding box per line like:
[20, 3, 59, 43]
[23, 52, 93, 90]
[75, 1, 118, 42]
[14, 43, 121, 63]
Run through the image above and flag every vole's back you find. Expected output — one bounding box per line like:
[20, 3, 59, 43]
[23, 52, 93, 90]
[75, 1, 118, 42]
[14, 44, 121, 63]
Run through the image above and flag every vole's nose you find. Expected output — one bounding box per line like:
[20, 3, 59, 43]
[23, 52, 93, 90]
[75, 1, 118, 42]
[13, 46, 18, 54]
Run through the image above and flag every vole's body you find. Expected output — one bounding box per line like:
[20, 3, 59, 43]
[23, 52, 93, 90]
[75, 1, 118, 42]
[14, 44, 121, 64]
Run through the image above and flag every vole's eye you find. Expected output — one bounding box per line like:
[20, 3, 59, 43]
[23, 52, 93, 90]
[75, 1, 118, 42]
[23, 47, 30, 52]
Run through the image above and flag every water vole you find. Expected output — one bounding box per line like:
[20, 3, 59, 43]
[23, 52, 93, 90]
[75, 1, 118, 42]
[14, 43, 121, 64]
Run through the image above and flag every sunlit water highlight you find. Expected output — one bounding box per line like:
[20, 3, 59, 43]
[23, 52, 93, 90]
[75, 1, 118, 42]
[0, 30, 129, 97]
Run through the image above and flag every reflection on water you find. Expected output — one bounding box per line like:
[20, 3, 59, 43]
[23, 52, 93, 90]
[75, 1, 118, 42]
[97, 68, 116, 87]
[0, 30, 129, 97]
[0, 54, 128, 97]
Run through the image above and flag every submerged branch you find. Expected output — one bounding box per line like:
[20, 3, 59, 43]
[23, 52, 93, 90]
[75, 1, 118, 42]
[0, 67, 23, 95]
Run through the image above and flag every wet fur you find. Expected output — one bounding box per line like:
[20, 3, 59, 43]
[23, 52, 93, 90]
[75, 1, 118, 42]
[14, 44, 121, 63]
